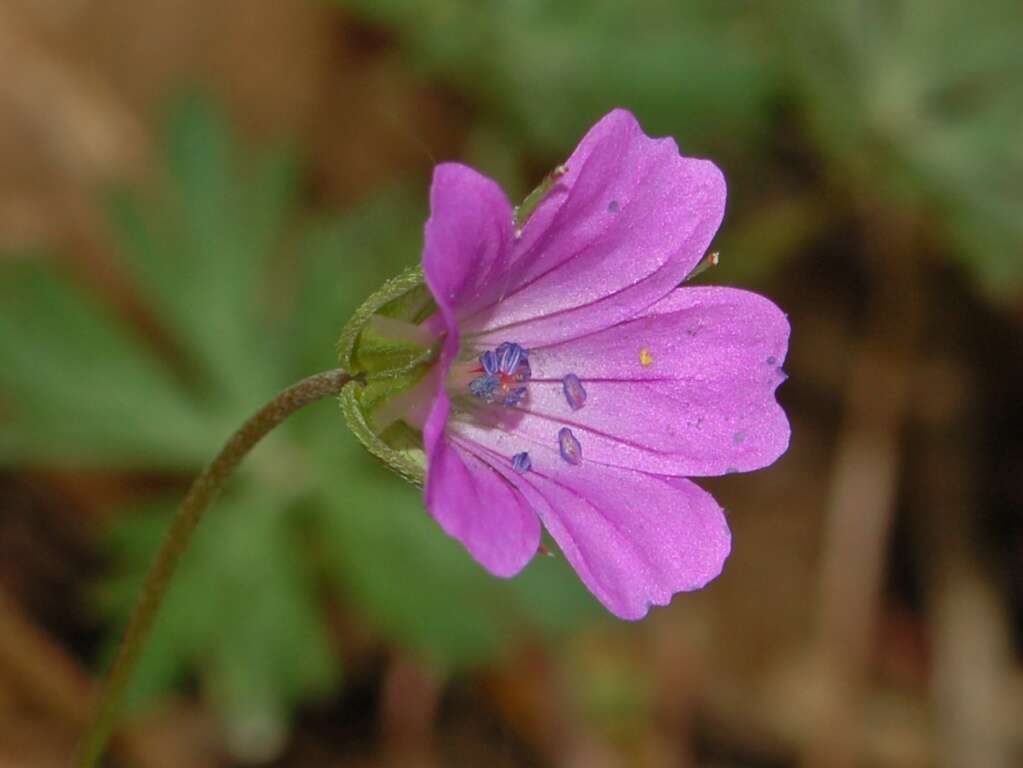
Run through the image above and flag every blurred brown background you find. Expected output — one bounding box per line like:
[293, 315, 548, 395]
[1, 1, 1022, 766]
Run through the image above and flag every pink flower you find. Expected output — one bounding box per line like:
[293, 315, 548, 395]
[417, 109, 789, 619]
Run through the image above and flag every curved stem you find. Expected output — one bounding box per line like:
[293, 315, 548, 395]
[78, 368, 352, 768]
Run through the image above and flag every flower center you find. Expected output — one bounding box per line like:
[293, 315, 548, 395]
[467, 341, 531, 407]
[456, 341, 588, 472]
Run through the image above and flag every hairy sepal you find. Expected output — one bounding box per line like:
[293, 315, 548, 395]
[337, 264, 436, 485]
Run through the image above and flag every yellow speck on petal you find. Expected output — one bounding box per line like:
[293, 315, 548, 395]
[639, 348, 654, 367]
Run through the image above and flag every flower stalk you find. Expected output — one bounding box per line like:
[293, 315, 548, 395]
[78, 368, 352, 768]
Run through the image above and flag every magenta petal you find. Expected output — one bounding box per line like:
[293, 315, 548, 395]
[463, 109, 726, 348]
[424, 408, 540, 577]
[420, 163, 516, 515]
[410, 115, 781, 617]
[422, 336, 539, 576]
[454, 437, 730, 619]
[421, 163, 516, 325]
[456, 287, 789, 477]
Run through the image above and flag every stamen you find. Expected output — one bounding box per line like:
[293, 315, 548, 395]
[495, 342, 524, 374]
[504, 386, 528, 407]
[467, 341, 531, 407]
[558, 427, 582, 466]
[517, 356, 532, 380]
[512, 452, 531, 473]
[479, 349, 498, 375]
[468, 375, 499, 402]
[562, 373, 586, 410]
[685, 250, 720, 282]
[514, 164, 570, 232]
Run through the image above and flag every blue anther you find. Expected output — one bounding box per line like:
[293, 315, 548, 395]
[504, 386, 528, 407]
[558, 427, 582, 466]
[512, 452, 531, 473]
[562, 373, 586, 410]
[468, 341, 532, 407]
[517, 356, 532, 381]
[468, 375, 499, 402]
[479, 349, 498, 375]
[495, 342, 525, 374]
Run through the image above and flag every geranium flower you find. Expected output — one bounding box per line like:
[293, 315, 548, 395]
[386, 110, 789, 619]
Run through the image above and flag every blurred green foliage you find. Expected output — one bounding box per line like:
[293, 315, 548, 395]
[0, 95, 596, 748]
[341, 0, 1022, 294]
[775, 0, 1023, 292]
[340, 0, 773, 156]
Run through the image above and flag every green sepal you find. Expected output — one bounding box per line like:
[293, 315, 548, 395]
[337, 264, 436, 486]
[513, 163, 568, 232]
[336, 263, 433, 373]
[339, 384, 426, 486]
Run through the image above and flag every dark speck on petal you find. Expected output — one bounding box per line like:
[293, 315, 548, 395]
[767, 355, 776, 365]
[733, 431, 747, 444]
[607, 199, 620, 213]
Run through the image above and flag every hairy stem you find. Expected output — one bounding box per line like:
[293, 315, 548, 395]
[78, 368, 352, 768]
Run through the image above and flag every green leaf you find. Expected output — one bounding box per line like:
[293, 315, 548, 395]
[106, 93, 298, 402]
[773, 0, 1023, 294]
[0, 261, 214, 468]
[97, 491, 338, 744]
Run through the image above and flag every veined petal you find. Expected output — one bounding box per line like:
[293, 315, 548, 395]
[421, 163, 516, 325]
[411, 115, 781, 620]
[424, 397, 540, 577]
[453, 436, 730, 619]
[463, 109, 726, 348]
[421, 165, 515, 514]
[454, 287, 790, 477]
